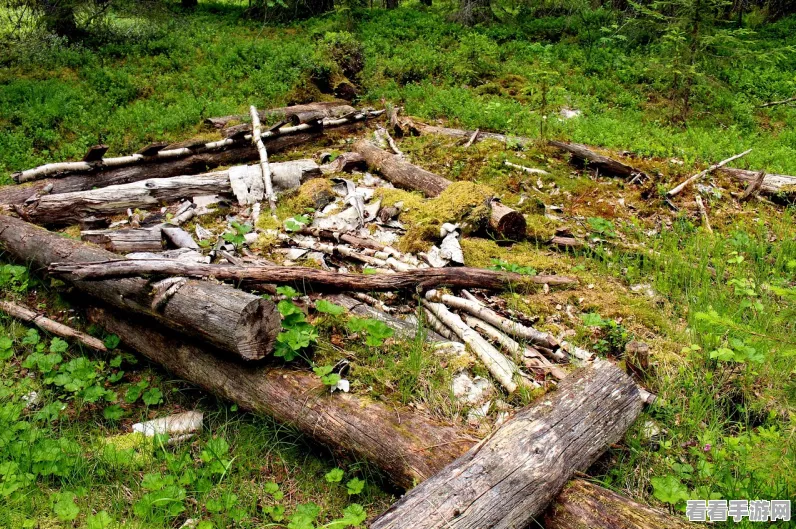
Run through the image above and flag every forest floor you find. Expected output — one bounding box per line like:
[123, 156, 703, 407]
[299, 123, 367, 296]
[0, 3, 795, 528]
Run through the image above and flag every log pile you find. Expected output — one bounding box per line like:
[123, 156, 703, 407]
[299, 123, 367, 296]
[0, 103, 682, 529]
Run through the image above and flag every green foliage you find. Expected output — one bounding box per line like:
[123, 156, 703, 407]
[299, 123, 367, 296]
[315, 299, 346, 316]
[581, 312, 631, 356]
[346, 317, 394, 347]
[488, 259, 537, 276]
[0, 264, 30, 293]
[313, 365, 341, 387]
[325, 468, 344, 483]
[222, 222, 252, 249]
[275, 299, 318, 361]
[587, 217, 617, 239]
[284, 215, 311, 232]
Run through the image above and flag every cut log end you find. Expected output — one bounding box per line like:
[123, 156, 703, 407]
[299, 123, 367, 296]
[235, 297, 282, 361]
[489, 200, 526, 239]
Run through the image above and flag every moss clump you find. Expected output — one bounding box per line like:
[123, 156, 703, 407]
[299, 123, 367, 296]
[376, 182, 493, 253]
[97, 432, 154, 469]
[290, 179, 335, 211]
[524, 214, 557, 241]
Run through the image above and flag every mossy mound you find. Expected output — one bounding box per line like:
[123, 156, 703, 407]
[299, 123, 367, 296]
[377, 182, 493, 253]
[289, 179, 335, 211]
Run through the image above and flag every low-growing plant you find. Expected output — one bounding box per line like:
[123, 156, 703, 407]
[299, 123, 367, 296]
[488, 259, 537, 276]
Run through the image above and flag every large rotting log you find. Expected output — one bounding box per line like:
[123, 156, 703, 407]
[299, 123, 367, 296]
[544, 479, 691, 529]
[87, 302, 686, 529]
[81, 226, 164, 253]
[370, 359, 642, 529]
[21, 160, 319, 226]
[354, 140, 527, 239]
[0, 132, 320, 206]
[205, 102, 356, 129]
[86, 306, 473, 489]
[0, 215, 280, 361]
[50, 258, 578, 290]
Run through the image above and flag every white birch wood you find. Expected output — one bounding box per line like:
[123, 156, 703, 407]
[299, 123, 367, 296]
[249, 105, 275, 214]
[667, 149, 753, 197]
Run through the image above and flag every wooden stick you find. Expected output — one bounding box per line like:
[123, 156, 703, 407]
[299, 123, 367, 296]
[370, 359, 642, 529]
[739, 169, 767, 202]
[667, 149, 753, 197]
[695, 195, 713, 233]
[12, 110, 381, 184]
[0, 300, 107, 352]
[759, 95, 796, 108]
[504, 160, 549, 175]
[249, 105, 276, 215]
[463, 128, 480, 148]
[421, 300, 521, 393]
[49, 259, 577, 291]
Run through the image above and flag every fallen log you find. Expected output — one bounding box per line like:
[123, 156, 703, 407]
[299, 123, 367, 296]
[0, 215, 280, 361]
[81, 226, 164, 253]
[544, 479, 691, 529]
[0, 132, 320, 206]
[205, 102, 355, 129]
[49, 259, 578, 291]
[21, 160, 319, 226]
[548, 141, 650, 180]
[88, 303, 686, 529]
[721, 167, 796, 202]
[370, 359, 642, 529]
[0, 300, 107, 352]
[667, 149, 753, 197]
[11, 110, 378, 184]
[354, 140, 527, 239]
[86, 306, 473, 488]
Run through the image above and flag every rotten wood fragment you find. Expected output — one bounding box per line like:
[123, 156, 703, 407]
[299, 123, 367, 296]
[81, 226, 163, 253]
[83, 144, 109, 162]
[489, 199, 527, 240]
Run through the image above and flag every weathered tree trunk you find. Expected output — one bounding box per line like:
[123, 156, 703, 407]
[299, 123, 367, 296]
[354, 140, 451, 197]
[0, 132, 320, 206]
[371, 359, 642, 529]
[87, 304, 683, 529]
[549, 141, 650, 180]
[0, 300, 107, 352]
[21, 160, 319, 226]
[86, 306, 472, 489]
[205, 102, 355, 129]
[545, 479, 691, 529]
[721, 167, 796, 202]
[456, 0, 493, 25]
[0, 216, 280, 361]
[354, 141, 527, 239]
[81, 226, 164, 253]
[50, 258, 578, 290]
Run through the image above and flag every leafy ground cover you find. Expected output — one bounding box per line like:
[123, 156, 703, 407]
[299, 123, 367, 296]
[0, 2, 795, 528]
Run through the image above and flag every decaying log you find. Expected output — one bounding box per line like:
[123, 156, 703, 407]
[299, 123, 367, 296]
[21, 160, 319, 226]
[11, 110, 378, 184]
[421, 299, 523, 392]
[0, 300, 107, 352]
[319, 152, 367, 174]
[370, 359, 642, 529]
[0, 216, 280, 361]
[667, 149, 753, 197]
[721, 167, 796, 201]
[544, 479, 691, 529]
[354, 140, 451, 197]
[205, 102, 355, 129]
[0, 132, 320, 206]
[81, 226, 164, 253]
[489, 199, 527, 239]
[50, 258, 578, 291]
[289, 110, 326, 126]
[86, 306, 472, 488]
[326, 294, 445, 342]
[550, 235, 585, 249]
[548, 141, 650, 180]
[739, 169, 767, 202]
[354, 140, 527, 239]
[88, 302, 680, 529]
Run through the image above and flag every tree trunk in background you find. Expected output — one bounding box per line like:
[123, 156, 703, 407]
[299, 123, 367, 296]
[37, 0, 79, 37]
[457, 0, 492, 25]
[182, 0, 198, 7]
[386, 0, 399, 8]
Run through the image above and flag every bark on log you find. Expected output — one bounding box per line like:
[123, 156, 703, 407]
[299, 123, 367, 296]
[21, 160, 319, 226]
[489, 199, 526, 239]
[0, 215, 280, 361]
[370, 359, 643, 529]
[81, 226, 164, 253]
[0, 300, 107, 352]
[87, 302, 684, 529]
[548, 141, 650, 180]
[49, 259, 578, 291]
[0, 132, 320, 206]
[354, 140, 451, 197]
[86, 306, 473, 489]
[206, 102, 356, 129]
[544, 479, 691, 529]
